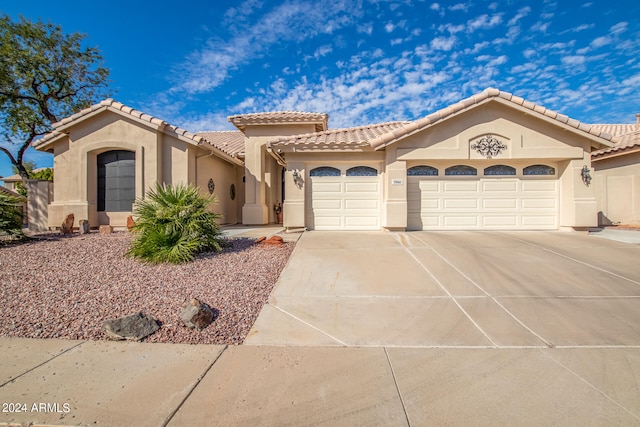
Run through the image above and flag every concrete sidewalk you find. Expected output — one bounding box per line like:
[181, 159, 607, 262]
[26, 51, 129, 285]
[1, 337, 639, 426]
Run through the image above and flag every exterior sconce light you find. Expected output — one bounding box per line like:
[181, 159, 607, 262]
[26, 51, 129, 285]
[581, 165, 592, 186]
[292, 169, 303, 189]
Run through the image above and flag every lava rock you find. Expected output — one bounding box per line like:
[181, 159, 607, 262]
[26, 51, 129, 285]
[102, 312, 159, 341]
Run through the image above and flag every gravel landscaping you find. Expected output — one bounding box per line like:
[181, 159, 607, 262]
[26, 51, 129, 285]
[0, 232, 295, 345]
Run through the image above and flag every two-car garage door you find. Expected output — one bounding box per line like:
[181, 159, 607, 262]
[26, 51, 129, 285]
[407, 164, 558, 230]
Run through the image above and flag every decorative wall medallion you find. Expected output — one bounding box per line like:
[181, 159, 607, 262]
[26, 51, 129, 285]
[208, 178, 215, 194]
[471, 134, 507, 159]
[230, 184, 236, 200]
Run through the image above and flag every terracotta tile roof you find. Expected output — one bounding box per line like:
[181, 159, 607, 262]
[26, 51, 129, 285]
[33, 99, 242, 164]
[197, 131, 245, 157]
[268, 121, 409, 151]
[591, 124, 640, 159]
[228, 111, 328, 132]
[369, 88, 614, 150]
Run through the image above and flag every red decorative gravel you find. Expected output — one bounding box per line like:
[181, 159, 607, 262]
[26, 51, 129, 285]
[0, 232, 294, 345]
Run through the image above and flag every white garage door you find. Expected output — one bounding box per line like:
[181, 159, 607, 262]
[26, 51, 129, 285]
[407, 164, 558, 230]
[308, 166, 381, 230]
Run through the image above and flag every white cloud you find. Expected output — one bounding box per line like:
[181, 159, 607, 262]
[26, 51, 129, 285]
[449, 3, 470, 12]
[385, 22, 395, 32]
[171, 0, 361, 94]
[430, 3, 440, 11]
[508, 6, 531, 26]
[391, 38, 404, 46]
[590, 36, 611, 49]
[430, 36, 457, 51]
[561, 55, 586, 66]
[467, 14, 503, 33]
[610, 22, 628, 35]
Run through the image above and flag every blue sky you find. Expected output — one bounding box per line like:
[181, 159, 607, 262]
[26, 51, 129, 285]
[1, 0, 639, 180]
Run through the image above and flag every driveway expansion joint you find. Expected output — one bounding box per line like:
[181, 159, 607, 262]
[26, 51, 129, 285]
[0, 340, 85, 388]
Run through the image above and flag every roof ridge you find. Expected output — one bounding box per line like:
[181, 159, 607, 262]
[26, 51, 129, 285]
[369, 87, 614, 150]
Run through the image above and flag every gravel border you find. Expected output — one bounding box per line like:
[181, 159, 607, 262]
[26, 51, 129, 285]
[0, 232, 295, 345]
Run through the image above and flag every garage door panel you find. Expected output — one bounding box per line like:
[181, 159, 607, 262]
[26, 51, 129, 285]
[444, 216, 479, 227]
[444, 199, 479, 209]
[483, 216, 518, 227]
[314, 216, 343, 227]
[345, 216, 379, 227]
[522, 198, 557, 209]
[483, 198, 518, 209]
[444, 181, 479, 192]
[483, 180, 518, 192]
[522, 216, 556, 227]
[345, 199, 379, 209]
[312, 199, 342, 209]
[345, 181, 378, 192]
[313, 182, 342, 192]
[418, 181, 440, 192]
[522, 181, 556, 192]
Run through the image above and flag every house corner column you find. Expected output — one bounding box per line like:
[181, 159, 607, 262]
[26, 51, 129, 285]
[384, 155, 407, 231]
[560, 156, 598, 228]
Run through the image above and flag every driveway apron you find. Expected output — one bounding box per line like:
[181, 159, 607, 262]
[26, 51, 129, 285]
[245, 230, 640, 348]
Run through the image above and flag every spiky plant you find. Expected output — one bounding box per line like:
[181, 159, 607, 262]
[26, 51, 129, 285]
[0, 191, 25, 242]
[127, 183, 225, 264]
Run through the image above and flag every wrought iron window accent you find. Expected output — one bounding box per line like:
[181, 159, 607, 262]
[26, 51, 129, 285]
[208, 178, 215, 194]
[523, 164, 555, 175]
[471, 134, 507, 159]
[346, 166, 378, 176]
[230, 184, 236, 200]
[407, 165, 439, 176]
[310, 166, 340, 177]
[484, 165, 516, 176]
[445, 165, 477, 176]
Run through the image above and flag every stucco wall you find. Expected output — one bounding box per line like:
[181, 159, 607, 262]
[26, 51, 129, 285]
[195, 152, 241, 224]
[45, 110, 239, 228]
[593, 151, 640, 225]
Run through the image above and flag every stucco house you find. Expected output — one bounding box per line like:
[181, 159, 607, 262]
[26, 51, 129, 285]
[32, 87, 640, 231]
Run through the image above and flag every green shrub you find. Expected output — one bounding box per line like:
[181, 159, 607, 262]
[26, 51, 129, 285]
[127, 183, 225, 264]
[0, 191, 25, 241]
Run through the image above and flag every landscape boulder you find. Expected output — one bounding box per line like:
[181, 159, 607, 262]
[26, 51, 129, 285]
[61, 214, 74, 235]
[181, 298, 215, 331]
[261, 235, 284, 246]
[102, 312, 159, 341]
[99, 225, 113, 234]
[79, 220, 90, 234]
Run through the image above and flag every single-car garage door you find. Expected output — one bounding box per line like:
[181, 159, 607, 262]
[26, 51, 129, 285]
[308, 165, 381, 230]
[407, 164, 558, 230]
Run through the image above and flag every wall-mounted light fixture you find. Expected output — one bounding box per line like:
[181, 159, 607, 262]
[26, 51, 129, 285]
[292, 169, 303, 189]
[581, 165, 592, 186]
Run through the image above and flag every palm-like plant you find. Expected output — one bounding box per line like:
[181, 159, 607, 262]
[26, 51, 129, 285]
[0, 190, 25, 241]
[127, 183, 225, 264]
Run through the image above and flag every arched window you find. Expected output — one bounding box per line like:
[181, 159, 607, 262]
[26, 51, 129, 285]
[346, 166, 378, 176]
[484, 165, 516, 176]
[407, 165, 439, 176]
[310, 166, 340, 177]
[445, 165, 477, 176]
[523, 164, 555, 175]
[97, 150, 135, 212]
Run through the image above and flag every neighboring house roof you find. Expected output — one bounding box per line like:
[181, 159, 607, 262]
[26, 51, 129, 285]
[268, 121, 409, 151]
[368, 88, 614, 150]
[196, 130, 245, 157]
[228, 111, 328, 132]
[0, 168, 48, 183]
[591, 124, 640, 159]
[33, 99, 243, 165]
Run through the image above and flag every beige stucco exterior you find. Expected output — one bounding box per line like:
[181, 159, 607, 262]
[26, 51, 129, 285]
[35, 89, 635, 233]
[35, 105, 243, 229]
[593, 150, 640, 226]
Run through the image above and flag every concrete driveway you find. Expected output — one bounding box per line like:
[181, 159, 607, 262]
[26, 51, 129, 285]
[246, 230, 640, 347]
